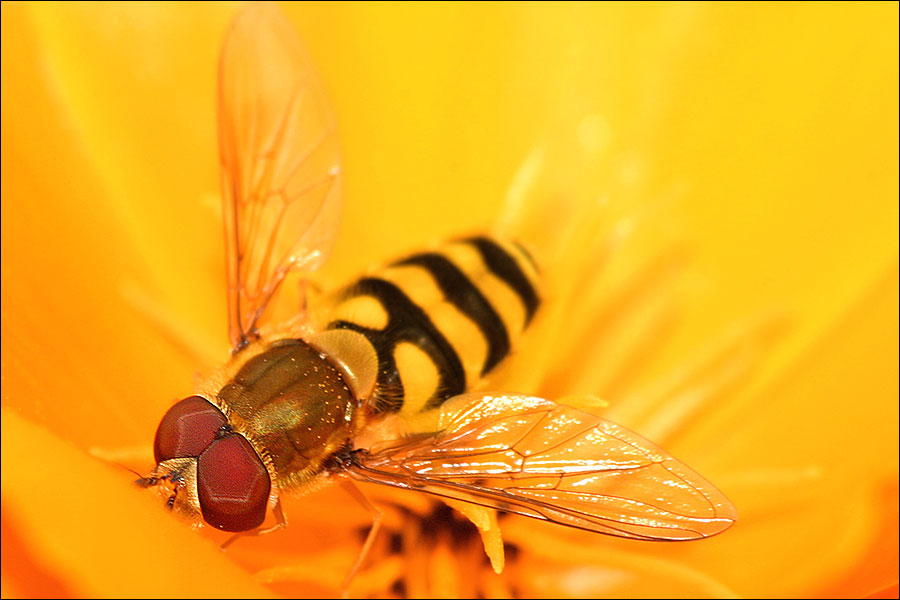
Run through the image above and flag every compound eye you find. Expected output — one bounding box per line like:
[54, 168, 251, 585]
[153, 396, 228, 463]
[197, 434, 270, 532]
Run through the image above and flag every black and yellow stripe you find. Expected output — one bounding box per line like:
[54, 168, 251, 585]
[327, 235, 540, 414]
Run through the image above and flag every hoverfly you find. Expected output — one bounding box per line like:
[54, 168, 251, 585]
[140, 1, 736, 567]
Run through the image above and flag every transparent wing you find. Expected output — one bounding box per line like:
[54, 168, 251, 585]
[219, 3, 342, 349]
[347, 393, 736, 540]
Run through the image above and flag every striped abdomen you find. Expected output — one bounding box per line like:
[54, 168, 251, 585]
[327, 236, 540, 414]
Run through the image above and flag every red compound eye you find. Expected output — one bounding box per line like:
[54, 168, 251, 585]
[153, 396, 228, 463]
[197, 434, 270, 532]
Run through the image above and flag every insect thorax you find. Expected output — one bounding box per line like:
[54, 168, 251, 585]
[216, 339, 355, 487]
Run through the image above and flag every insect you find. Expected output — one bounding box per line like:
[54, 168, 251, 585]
[140, 1, 736, 562]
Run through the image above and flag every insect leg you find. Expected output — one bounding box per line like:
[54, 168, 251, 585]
[339, 480, 383, 598]
[298, 278, 309, 318]
[220, 498, 288, 550]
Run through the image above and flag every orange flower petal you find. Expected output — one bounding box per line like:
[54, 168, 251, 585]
[1, 409, 273, 598]
[3, 2, 897, 597]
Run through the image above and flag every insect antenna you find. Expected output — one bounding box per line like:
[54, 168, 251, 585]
[104, 461, 157, 488]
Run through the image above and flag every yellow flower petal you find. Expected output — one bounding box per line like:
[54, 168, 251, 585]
[3, 1, 897, 598]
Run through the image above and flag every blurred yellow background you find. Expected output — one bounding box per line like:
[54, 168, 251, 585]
[2, 2, 897, 598]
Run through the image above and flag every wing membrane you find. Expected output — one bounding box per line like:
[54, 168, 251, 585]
[348, 393, 736, 540]
[219, 3, 342, 349]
